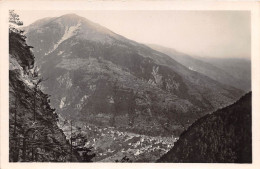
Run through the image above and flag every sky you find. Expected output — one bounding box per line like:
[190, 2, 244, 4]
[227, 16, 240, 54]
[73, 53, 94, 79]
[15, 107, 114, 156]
[16, 10, 251, 59]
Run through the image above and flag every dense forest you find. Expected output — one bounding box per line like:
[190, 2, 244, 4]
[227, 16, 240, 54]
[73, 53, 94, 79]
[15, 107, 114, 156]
[158, 92, 252, 163]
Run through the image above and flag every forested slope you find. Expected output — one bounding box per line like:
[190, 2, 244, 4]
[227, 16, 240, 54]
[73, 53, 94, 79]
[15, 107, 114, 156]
[158, 92, 252, 163]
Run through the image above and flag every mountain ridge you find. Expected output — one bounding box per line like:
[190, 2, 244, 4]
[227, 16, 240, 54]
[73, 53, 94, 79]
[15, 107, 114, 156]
[147, 44, 251, 91]
[24, 13, 243, 137]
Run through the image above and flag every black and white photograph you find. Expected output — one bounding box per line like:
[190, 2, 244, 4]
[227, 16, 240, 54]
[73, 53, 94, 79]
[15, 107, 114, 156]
[1, 1, 260, 169]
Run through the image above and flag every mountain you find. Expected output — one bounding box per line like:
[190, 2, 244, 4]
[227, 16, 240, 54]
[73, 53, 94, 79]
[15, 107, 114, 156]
[157, 92, 252, 163]
[24, 13, 243, 138]
[198, 57, 251, 92]
[9, 27, 79, 162]
[148, 44, 251, 91]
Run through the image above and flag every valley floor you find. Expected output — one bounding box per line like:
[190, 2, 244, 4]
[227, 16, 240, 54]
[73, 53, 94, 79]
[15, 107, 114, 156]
[61, 122, 178, 162]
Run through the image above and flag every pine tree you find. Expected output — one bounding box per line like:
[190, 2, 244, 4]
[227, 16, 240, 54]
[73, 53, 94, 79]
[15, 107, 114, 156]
[9, 10, 23, 34]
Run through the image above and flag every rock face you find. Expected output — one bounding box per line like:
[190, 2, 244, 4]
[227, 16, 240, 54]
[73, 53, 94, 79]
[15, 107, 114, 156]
[148, 44, 251, 92]
[157, 92, 252, 163]
[9, 29, 78, 162]
[24, 13, 243, 136]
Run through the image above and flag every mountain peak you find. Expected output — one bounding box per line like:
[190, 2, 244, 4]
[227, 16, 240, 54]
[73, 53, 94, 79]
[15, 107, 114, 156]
[59, 13, 83, 20]
[55, 13, 114, 35]
[54, 13, 85, 26]
[62, 13, 79, 17]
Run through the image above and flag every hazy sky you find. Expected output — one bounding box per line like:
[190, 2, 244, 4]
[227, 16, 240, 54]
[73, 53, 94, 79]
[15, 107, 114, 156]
[17, 10, 251, 59]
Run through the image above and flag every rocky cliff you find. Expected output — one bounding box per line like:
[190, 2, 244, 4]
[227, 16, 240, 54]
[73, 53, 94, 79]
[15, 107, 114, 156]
[9, 28, 78, 162]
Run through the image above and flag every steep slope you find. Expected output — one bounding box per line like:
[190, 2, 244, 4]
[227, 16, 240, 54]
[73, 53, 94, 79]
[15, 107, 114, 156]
[24, 13, 243, 136]
[9, 29, 79, 162]
[158, 92, 252, 163]
[148, 44, 251, 91]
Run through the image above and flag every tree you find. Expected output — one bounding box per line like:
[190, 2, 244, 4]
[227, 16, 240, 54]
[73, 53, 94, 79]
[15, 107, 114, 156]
[110, 79, 120, 126]
[61, 120, 96, 162]
[32, 72, 42, 122]
[9, 91, 20, 162]
[31, 66, 49, 122]
[9, 10, 23, 26]
[9, 10, 24, 34]
[127, 89, 142, 126]
[9, 10, 34, 70]
[71, 131, 95, 162]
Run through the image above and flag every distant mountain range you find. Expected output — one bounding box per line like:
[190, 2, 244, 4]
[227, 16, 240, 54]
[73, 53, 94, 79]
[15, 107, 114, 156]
[148, 44, 251, 92]
[24, 13, 243, 137]
[158, 92, 252, 163]
[197, 57, 251, 91]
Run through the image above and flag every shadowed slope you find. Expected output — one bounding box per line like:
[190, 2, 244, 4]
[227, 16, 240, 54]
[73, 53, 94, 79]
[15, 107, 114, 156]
[158, 92, 252, 163]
